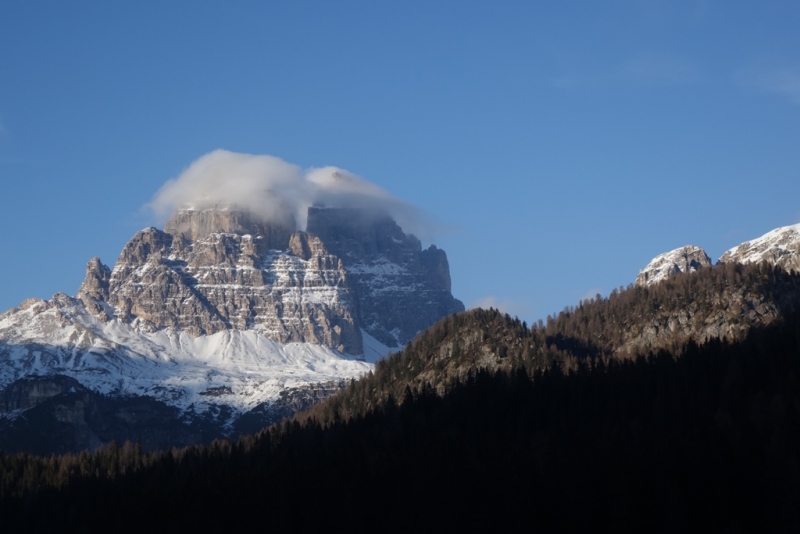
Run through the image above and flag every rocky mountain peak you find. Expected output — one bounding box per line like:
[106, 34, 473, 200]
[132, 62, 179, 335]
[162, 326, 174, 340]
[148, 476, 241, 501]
[78, 207, 363, 351]
[634, 223, 800, 288]
[69, 204, 464, 352]
[718, 223, 800, 273]
[635, 245, 712, 287]
[78, 256, 112, 320]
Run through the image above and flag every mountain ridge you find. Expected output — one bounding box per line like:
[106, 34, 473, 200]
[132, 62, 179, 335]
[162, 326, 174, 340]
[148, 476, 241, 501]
[1, 216, 797, 454]
[636, 222, 800, 287]
[295, 260, 800, 426]
[3, 264, 799, 531]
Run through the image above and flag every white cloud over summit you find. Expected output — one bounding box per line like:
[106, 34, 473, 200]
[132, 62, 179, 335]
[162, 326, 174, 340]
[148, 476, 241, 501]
[147, 149, 431, 237]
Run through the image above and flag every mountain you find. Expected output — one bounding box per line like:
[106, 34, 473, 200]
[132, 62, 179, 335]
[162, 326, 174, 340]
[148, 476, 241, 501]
[634, 245, 712, 287]
[620, 225, 800, 355]
[2, 216, 796, 456]
[718, 222, 800, 272]
[81, 208, 361, 352]
[636, 223, 800, 289]
[0, 204, 463, 452]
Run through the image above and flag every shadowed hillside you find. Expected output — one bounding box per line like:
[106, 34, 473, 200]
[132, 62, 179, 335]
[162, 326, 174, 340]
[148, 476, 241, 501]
[1, 262, 800, 531]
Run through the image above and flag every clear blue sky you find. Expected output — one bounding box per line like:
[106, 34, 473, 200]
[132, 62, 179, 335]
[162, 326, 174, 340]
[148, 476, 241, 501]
[1, 1, 799, 323]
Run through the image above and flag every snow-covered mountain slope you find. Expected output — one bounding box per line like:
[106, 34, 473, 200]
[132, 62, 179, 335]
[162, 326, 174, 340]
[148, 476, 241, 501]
[634, 245, 712, 287]
[0, 293, 390, 425]
[718, 223, 800, 272]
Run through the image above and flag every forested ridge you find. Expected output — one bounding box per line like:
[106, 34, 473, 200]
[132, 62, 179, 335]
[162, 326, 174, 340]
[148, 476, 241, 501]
[1, 262, 800, 531]
[301, 261, 800, 425]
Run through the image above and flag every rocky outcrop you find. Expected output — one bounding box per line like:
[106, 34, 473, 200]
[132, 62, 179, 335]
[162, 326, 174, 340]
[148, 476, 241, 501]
[635, 245, 712, 287]
[164, 206, 294, 249]
[78, 257, 112, 320]
[306, 206, 464, 346]
[0, 375, 86, 413]
[718, 223, 800, 273]
[636, 224, 800, 289]
[80, 208, 362, 353]
[621, 268, 796, 356]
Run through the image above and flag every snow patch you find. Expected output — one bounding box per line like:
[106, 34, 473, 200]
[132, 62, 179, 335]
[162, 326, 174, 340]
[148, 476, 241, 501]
[720, 223, 800, 265]
[359, 329, 399, 364]
[0, 296, 374, 423]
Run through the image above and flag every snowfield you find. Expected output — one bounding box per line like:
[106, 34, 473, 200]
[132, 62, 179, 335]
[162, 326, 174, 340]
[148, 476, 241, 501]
[0, 294, 396, 423]
[720, 223, 800, 266]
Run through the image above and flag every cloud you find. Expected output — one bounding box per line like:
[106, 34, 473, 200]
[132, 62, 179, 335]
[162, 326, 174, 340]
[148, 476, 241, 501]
[147, 149, 435, 239]
[745, 65, 800, 105]
[470, 296, 534, 320]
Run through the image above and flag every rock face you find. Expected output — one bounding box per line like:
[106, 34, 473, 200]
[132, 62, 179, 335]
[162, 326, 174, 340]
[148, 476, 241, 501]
[718, 223, 800, 273]
[0, 375, 84, 413]
[306, 206, 464, 346]
[79, 208, 362, 354]
[622, 265, 799, 357]
[0, 376, 208, 454]
[164, 206, 294, 249]
[637, 223, 800, 289]
[76, 205, 464, 352]
[635, 245, 712, 287]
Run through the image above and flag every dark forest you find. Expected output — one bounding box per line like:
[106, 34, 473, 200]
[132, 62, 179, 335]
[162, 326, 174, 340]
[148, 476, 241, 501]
[2, 263, 800, 531]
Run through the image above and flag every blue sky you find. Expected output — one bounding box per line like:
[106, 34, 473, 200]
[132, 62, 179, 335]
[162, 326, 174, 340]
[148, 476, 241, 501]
[1, 1, 799, 323]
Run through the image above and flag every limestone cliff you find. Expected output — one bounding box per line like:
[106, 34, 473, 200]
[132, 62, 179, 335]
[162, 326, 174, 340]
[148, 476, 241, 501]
[76, 205, 464, 354]
[306, 206, 465, 346]
[79, 208, 362, 354]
